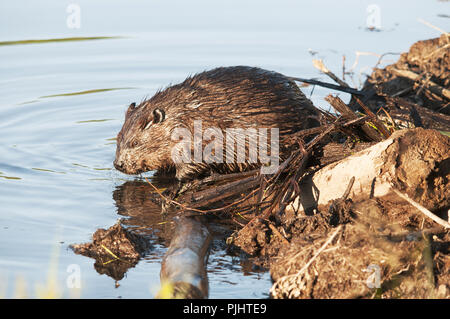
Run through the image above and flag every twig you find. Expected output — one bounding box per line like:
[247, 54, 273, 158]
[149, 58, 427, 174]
[288, 76, 365, 96]
[101, 245, 134, 265]
[295, 225, 342, 276]
[342, 55, 346, 81]
[349, 51, 381, 72]
[389, 68, 450, 100]
[270, 225, 343, 298]
[438, 102, 450, 113]
[291, 126, 328, 139]
[392, 86, 413, 97]
[417, 18, 450, 43]
[325, 94, 384, 142]
[379, 107, 396, 130]
[312, 59, 350, 88]
[146, 173, 264, 216]
[353, 96, 391, 138]
[192, 182, 261, 213]
[273, 225, 343, 288]
[342, 115, 371, 127]
[392, 188, 450, 229]
[201, 169, 258, 183]
[268, 223, 290, 245]
[341, 176, 355, 200]
[386, 226, 447, 242]
[422, 43, 450, 61]
[144, 177, 208, 214]
[373, 52, 401, 69]
[261, 120, 340, 220]
[191, 175, 258, 203]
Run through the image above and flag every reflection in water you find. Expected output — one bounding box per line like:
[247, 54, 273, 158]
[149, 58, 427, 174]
[76, 119, 114, 124]
[112, 179, 178, 241]
[40, 87, 135, 99]
[70, 178, 267, 297]
[71, 180, 176, 282]
[0, 170, 22, 180]
[18, 87, 136, 106]
[0, 36, 122, 46]
[31, 167, 66, 174]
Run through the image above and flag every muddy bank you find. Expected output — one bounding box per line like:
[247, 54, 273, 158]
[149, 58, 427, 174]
[357, 34, 450, 118]
[270, 207, 449, 299]
[229, 36, 450, 299]
[232, 129, 449, 298]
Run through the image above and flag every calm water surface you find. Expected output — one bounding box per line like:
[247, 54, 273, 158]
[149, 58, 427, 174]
[0, 0, 447, 298]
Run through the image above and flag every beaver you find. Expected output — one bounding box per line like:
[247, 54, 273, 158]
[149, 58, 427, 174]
[114, 66, 320, 180]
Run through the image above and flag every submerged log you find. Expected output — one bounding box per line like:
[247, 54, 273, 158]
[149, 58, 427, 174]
[287, 128, 450, 215]
[157, 215, 212, 299]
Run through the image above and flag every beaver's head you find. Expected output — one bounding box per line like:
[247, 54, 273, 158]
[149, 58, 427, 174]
[114, 101, 175, 175]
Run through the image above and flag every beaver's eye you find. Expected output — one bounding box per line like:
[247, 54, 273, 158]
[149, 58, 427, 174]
[131, 140, 139, 148]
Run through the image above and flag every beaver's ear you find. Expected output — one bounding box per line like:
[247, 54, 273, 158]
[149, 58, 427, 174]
[126, 102, 136, 118]
[143, 108, 165, 130]
[152, 108, 165, 124]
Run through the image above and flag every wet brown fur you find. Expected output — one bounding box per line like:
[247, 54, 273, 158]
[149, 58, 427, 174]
[114, 66, 320, 180]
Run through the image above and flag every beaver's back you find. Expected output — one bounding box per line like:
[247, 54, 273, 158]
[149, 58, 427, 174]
[149, 66, 319, 135]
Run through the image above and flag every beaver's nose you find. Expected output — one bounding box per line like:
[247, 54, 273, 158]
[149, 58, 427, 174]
[114, 159, 124, 171]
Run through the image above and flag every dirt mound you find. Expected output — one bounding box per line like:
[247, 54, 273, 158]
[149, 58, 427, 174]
[270, 198, 449, 298]
[362, 34, 449, 115]
[231, 129, 450, 298]
[71, 222, 151, 281]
